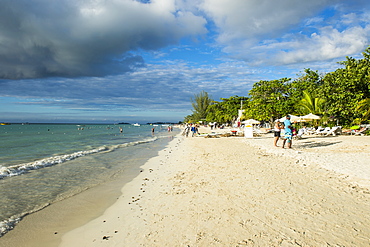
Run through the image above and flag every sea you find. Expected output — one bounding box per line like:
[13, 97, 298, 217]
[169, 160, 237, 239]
[0, 123, 178, 237]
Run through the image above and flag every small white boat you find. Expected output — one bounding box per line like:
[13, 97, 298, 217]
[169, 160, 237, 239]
[132, 123, 140, 127]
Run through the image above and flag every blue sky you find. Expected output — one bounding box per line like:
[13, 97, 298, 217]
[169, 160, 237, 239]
[1, 0, 370, 123]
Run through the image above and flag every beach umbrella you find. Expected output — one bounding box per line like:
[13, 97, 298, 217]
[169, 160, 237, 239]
[279, 115, 302, 122]
[291, 116, 310, 122]
[301, 113, 321, 120]
[242, 119, 260, 124]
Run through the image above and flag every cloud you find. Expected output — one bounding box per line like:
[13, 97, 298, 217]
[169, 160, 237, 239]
[0, 59, 263, 114]
[0, 0, 207, 79]
[246, 11, 370, 66]
[278, 26, 370, 64]
[2, 0, 369, 81]
[201, 0, 336, 41]
[200, 0, 370, 65]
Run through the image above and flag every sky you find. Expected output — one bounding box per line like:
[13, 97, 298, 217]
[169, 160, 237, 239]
[1, 0, 370, 123]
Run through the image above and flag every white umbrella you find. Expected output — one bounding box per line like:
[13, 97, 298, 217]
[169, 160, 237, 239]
[295, 115, 311, 122]
[242, 119, 260, 124]
[301, 113, 321, 120]
[279, 115, 302, 122]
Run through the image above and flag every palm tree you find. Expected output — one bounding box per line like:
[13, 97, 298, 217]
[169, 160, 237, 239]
[356, 98, 370, 121]
[191, 91, 213, 122]
[297, 90, 325, 115]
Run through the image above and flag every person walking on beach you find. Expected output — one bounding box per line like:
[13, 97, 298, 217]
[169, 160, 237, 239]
[273, 120, 282, 147]
[183, 124, 190, 137]
[191, 125, 197, 137]
[282, 115, 293, 148]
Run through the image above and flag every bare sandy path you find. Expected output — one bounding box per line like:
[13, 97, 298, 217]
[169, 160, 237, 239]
[60, 132, 370, 246]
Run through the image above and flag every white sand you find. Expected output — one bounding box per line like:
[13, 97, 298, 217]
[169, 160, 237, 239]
[59, 127, 370, 246]
[243, 133, 370, 189]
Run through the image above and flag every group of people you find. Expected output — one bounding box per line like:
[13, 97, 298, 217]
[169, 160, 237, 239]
[182, 124, 199, 137]
[273, 115, 293, 148]
[150, 125, 173, 134]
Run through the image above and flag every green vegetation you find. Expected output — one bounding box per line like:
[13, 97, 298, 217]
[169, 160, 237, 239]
[244, 78, 293, 123]
[357, 98, 370, 121]
[184, 91, 213, 123]
[297, 90, 325, 115]
[206, 96, 248, 124]
[185, 46, 370, 127]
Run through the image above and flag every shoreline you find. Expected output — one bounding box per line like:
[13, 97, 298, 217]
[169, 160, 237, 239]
[0, 132, 178, 247]
[59, 127, 370, 246]
[59, 132, 185, 246]
[0, 176, 128, 247]
[0, 159, 145, 247]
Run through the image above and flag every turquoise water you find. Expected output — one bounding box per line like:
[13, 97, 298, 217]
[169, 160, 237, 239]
[0, 124, 178, 237]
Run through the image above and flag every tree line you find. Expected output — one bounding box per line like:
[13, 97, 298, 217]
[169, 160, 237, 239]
[185, 46, 370, 127]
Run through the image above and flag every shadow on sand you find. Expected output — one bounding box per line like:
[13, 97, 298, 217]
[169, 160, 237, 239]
[295, 139, 342, 149]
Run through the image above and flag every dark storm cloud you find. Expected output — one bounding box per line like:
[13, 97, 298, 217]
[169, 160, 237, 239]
[0, 0, 207, 79]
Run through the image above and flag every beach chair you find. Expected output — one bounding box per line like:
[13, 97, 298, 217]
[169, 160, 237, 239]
[253, 128, 263, 136]
[354, 127, 367, 136]
[324, 126, 341, 136]
[305, 127, 315, 135]
[318, 127, 331, 135]
[294, 128, 306, 140]
[335, 126, 342, 135]
[342, 128, 354, 135]
[314, 126, 325, 135]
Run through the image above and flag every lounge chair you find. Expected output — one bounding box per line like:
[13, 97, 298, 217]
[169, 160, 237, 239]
[253, 128, 263, 136]
[294, 128, 306, 139]
[324, 126, 342, 136]
[314, 126, 325, 135]
[305, 127, 316, 135]
[354, 127, 367, 136]
[342, 129, 353, 135]
[318, 127, 331, 135]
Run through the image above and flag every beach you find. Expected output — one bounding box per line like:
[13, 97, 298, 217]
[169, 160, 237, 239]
[0, 124, 177, 246]
[59, 126, 370, 246]
[3, 127, 370, 246]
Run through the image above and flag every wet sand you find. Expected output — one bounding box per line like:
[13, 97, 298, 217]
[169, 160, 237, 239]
[0, 170, 136, 247]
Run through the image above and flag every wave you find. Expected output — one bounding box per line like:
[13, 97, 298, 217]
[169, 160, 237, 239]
[0, 203, 50, 237]
[0, 137, 157, 180]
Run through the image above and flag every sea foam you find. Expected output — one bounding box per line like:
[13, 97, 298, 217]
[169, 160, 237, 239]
[0, 137, 156, 180]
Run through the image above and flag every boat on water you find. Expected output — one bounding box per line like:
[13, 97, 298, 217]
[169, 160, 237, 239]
[132, 123, 140, 127]
[0, 123, 11, 125]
